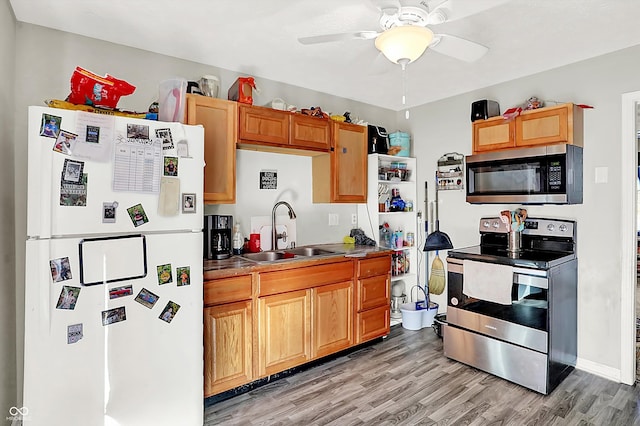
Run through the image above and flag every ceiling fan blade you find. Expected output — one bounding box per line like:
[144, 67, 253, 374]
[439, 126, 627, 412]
[429, 34, 488, 62]
[298, 31, 380, 45]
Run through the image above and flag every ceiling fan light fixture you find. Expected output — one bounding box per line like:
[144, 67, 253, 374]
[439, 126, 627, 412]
[374, 25, 434, 64]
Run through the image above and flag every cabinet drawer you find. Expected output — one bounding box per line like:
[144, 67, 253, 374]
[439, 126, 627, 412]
[357, 274, 389, 311]
[357, 305, 390, 343]
[204, 275, 252, 306]
[358, 255, 391, 279]
[259, 260, 353, 296]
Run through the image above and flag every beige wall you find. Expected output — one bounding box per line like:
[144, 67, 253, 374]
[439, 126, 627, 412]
[1, 0, 16, 417]
[406, 45, 640, 378]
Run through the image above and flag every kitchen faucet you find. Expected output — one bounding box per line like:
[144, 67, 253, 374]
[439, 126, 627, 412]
[271, 201, 297, 250]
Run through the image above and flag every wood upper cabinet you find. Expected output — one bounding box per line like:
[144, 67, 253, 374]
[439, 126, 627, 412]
[312, 281, 353, 358]
[185, 95, 237, 204]
[472, 103, 583, 154]
[238, 104, 289, 145]
[258, 289, 311, 376]
[312, 121, 367, 203]
[204, 300, 252, 397]
[290, 114, 331, 150]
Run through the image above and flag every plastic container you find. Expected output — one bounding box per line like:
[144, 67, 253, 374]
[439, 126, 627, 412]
[400, 302, 423, 330]
[159, 78, 187, 123]
[422, 302, 439, 328]
[389, 131, 411, 157]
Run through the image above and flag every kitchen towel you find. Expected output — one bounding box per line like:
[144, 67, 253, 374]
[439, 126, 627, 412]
[462, 260, 513, 305]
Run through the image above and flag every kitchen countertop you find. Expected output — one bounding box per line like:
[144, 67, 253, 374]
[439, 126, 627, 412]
[203, 243, 392, 280]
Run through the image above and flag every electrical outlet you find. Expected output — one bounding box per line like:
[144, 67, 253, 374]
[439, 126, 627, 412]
[351, 214, 357, 225]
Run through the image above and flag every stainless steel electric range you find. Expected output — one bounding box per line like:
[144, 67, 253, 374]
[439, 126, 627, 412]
[445, 217, 577, 394]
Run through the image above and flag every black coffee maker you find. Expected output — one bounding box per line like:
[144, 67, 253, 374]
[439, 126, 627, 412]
[204, 215, 233, 260]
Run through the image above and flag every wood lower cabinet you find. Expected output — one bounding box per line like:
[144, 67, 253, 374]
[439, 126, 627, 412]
[312, 281, 353, 358]
[472, 103, 583, 154]
[356, 255, 391, 343]
[185, 95, 237, 203]
[204, 301, 252, 397]
[258, 289, 311, 376]
[203, 274, 252, 397]
[312, 121, 367, 203]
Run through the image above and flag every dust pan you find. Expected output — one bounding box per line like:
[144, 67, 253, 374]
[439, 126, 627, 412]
[423, 176, 453, 252]
[428, 253, 446, 295]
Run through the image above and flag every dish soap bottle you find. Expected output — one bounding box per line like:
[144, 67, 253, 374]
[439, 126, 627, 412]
[232, 223, 244, 255]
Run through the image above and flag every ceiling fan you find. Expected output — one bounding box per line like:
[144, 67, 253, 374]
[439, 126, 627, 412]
[298, 0, 489, 66]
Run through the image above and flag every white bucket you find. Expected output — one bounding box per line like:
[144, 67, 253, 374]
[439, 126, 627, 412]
[400, 301, 439, 330]
[400, 303, 423, 330]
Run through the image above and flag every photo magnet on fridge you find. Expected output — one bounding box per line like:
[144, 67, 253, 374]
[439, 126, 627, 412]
[156, 128, 173, 150]
[163, 156, 178, 177]
[109, 284, 133, 299]
[85, 125, 100, 143]
[159, 301, 180, 323]
[126, 123, 149, 139]
[53, 130, 78, 155]
[60, 173, 88, 207]
[50, 257, 72, 282]
[127, 203, 149, 227]
[61, 159, 85, 184]
[67, 323, 83, 344]
[101, 306, 126, 326]
[102, 202, 117, 223]
[156, 264, 173, 285]
[134, 287, 159, 309]
[56, 286, 80, 310]
[40, 113, 61, 138]
[177, 266, 190, 286]
[182, 193, 196, 213]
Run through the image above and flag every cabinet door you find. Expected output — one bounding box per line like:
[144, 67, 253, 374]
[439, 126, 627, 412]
[312, 281, 353, 359]
[516, 104, 570, 147]
[239, 104, 289, 145]
[357, 274, 390, 312]
[290, 114, 331, 150]
[332, 122, 367, 202]
[357, 304, 390, 344]
[204, 301, 252, 397]
[472, 117, 515, 153]
[258, 290, 311, 376]
[185, 95, 237, 204]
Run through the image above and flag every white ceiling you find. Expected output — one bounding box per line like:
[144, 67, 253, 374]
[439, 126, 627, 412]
[9, 0, 640, 111]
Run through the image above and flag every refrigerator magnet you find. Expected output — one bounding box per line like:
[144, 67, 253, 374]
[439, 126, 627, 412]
[101, 306, 126, 326]
[67, 323, 83, 344]
[176, 140, 190, 158]
[156, 128, 174, 150]
[176, 266, 190, 286]
[159, 301, 180, 324]
[127, 203, 149, 227]
[163, 156, 178, 177]
[156, 264, 173, 285]
[182, 193, 196, 213]
[50, 257, 72, 282]
[102, 202, 117, 223]
[134, 288, 159, 309]
[108, 284, 133, 299]
[40, 113, 61, 138]
[56, 286, 80, 310]
[61, 159, 84, 184]
[53, 130, 78, 156]
[126, 123, 149, 140]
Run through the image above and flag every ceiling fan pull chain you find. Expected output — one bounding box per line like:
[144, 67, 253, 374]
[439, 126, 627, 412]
[400, 59, 410, 120]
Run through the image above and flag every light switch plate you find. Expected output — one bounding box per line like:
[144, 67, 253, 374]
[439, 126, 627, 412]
[595, 166, 608, 184]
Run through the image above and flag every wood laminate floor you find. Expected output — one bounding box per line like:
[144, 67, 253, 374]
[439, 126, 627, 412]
[205, 325, 640, 425]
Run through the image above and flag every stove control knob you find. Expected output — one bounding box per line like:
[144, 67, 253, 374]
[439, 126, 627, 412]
[547, 223, 555, 231]
[559, 224, 567, 232]
[492, 221, 500, 229]
[482, 220, 490, 229]
[451, 297, 458, 306]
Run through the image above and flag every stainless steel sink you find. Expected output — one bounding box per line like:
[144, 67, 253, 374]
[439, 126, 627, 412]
[240, 246, 342, 263]
[241, 251, 291, 262]
[284, 247, 336, 257]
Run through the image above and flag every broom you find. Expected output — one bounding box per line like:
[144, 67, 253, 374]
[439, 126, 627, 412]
[428, 251, 446, 295]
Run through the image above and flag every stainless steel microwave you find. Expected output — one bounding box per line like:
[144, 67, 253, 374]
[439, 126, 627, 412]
[466, 144, 583, 204]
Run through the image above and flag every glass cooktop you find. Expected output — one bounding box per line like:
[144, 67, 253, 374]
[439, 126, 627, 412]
[447, 245, 576, 269]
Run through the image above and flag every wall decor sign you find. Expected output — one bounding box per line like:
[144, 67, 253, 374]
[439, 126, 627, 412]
[260, 170, 277, 190]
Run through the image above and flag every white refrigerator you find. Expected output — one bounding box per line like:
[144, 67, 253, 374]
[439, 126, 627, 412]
[23, 106, 205, 425]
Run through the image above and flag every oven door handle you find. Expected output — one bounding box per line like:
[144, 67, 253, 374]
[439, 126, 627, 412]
[514, 273, 548, 290]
